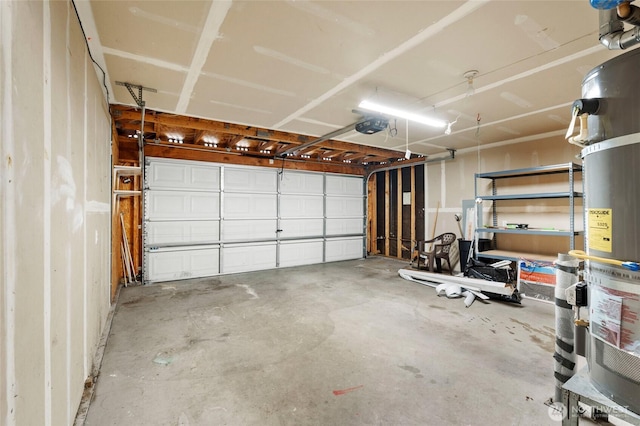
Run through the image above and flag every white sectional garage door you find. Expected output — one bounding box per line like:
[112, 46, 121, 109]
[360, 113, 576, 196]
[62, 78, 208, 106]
[144, 158, 364, 282]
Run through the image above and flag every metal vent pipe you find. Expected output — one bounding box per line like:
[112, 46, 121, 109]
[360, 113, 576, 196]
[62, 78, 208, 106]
[598, 3, 640, 49]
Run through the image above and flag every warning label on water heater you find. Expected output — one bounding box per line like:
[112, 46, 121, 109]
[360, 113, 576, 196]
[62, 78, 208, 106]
[588, 208, 612, 253]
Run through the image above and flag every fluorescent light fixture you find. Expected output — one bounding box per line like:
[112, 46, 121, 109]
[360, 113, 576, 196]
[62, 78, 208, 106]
[358, 100, 447, 129]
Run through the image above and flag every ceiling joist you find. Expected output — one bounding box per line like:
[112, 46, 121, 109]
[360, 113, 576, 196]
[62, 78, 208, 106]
[111, 105, 408, 171]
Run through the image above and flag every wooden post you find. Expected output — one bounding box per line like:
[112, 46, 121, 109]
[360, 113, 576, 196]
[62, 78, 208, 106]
[396, 168, 402, 258]
[367, 175, 378, 254]
[429, 201, 441, 250]
[110, 121, 121, 302]
[410, 166, 416, 259]
[384, 170, 390, 256]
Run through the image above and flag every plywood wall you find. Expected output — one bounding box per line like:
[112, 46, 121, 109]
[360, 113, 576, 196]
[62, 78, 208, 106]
[1, 1, 112, 425]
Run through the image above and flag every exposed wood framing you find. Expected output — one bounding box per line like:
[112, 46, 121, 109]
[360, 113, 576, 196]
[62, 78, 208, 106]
[260, 140, 280, 153]
[367, 176, 378, 255]
[110, 121, 121, 302]
[396, 170, 402, 259]
[110, 105, 420, 282]
[368, 165, 424, 262]
[111, 119, 120, 163]
[364, 156, 427, 174]
[384, 170, 390, 256]
[144, 144, 364, 175]
[410, 166, 416, 259]
[227, 134, 245, 150]
[120, 197, 133, 279]
[118, 120, 154, 134]
[111, 104, 407, 168]
[193, 129, 206, 145]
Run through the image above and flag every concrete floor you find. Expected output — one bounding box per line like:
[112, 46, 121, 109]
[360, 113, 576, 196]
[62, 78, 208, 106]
[85, 257, 561, 425]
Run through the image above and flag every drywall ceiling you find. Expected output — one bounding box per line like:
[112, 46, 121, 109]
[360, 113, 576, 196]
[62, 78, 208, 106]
[79, 0, 632, 160]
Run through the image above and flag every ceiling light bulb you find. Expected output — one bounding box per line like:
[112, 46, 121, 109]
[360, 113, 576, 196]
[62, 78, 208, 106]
[463, 70, 479, 98]
[466, 81, 475, 97]
[444, 116, 458, 136]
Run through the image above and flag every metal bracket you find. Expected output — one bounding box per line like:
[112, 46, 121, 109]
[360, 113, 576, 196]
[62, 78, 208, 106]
[115, 81, 157, 108]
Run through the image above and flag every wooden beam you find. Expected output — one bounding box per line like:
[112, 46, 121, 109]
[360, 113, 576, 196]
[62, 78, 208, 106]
[367, 175, 378, 255]
[410, 165, 416, 259]
[118, 149, 141, 163]
[112, 105, 404, 158]
[397, 169, 402, 259]
[120, 197, 134, 285]
[384, 170, 390, 256]
[227, 134, 245, 149]
[110, 120, 120, 302]
[114, 107, 307, 144]
[365, 156, 427, 173]
[111, 120, 120, 164]
[111, 206, 121, 302]
[343, 152, 366, 161]
[117, 121, 154, 134]
[322, 150, 343, 159]
[298, 146, 321, 156]
[193, 129, 206, 145]
[144, 144, 365, 175]
[320, 138, 404, 158]
[259, 140, 281, 152]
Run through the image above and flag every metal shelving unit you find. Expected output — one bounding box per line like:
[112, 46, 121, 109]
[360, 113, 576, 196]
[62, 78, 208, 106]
[474, 163, 583, 262]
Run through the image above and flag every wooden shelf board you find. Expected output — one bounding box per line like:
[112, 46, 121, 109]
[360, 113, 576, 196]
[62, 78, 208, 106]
[113, 165, 142, 176]
[114, 190, 141, 197]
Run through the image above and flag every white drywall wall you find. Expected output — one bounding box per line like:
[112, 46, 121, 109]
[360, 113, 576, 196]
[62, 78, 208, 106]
[1, 1, 111, 424]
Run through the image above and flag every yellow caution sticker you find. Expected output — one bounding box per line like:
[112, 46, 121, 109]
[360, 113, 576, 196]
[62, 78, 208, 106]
[588, 208, 612, 253]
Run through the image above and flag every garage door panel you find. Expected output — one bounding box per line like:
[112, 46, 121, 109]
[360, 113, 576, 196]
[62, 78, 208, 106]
[190, 194, 218, 214]
[222, 219, 277, 241]
[279, 240, 324, 267]
[224, 193, 277, 219]
[222, 243, 277, 273]
[325, 237, 364, 262]
[147, 191, 220, 220]
[326, 218, 363, 235]
[279, 218, 324, 238]
[146, 221, 220, 245]
[225, 167, 277, 193]
[147, 160, 220, 190]
[280, 195, 323, 218]
[143, 160, 365, 281]
[146, 246, 219, 282]
[325, 197, 363, 217]
[190, 166, 220, 189]
[325, 175, 362, 196]
[148, 162, 186, 189]
[280, 171, 323, 194]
